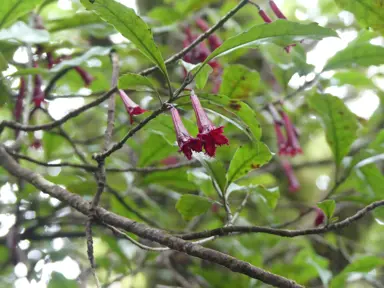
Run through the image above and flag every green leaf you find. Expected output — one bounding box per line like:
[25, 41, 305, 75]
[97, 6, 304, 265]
[333, 71, 374, 88]
[0, 52, 7, 71]
[50, 46, 111, 72]
[46, 12, 103, 32]
[330, 256, 384, 288]
[179, 60, 213, 90]
[254, 186, 280, 209]
[176, 194, 212, 220]
[219, 64, 260, 99]
[324, 43, 384, 71]
[227, 142, 272, 184]
[201, 20, 337, 66]
[0, 0, 43, 28]
[194, 154, 227, 194]
[138, 134, 173, 167]
[307, 93, 358, 167]
[42, 132, 63, 160]
[119, 72, 157, 92]
[141, 169, 197, 192]
[317, 199, 336, 220]
[80, 0, 169, 79]
[0, 21, 49, 43]
[48, 272, 78, 288]
[10, 67, 50, 77]
[147, 6, 181, 25]
[334, 0, 384, 35]
[176, 93, 262, 141]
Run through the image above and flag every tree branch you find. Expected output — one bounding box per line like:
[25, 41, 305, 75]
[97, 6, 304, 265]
[0, 145, 302, 288]
[7, 149, 198, 173]
[0, 88, 117, 133]
[178, 200, 384, 240]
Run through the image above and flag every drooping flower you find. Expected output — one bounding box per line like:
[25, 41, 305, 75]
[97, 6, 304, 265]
[190, 90, 229, 157]
[274, 122, 287, 155]
[118, 89, 147, 124]
[279, 109, 302, 156]
[32, 62, 45, 108]
[182, 26, 220, 70]
[170, 106, 203, 160]
[314, 208, 325, 227]
[259, 9, 273, 23]
[74, 66, 94, 87]
[195, 18, 222, 51]
[281, 160, 300, 193]
[269, 0, 287, 19]
[14, 77, 25, 122]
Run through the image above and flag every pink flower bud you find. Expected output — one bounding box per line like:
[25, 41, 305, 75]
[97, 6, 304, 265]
[118, 90, 147, 124]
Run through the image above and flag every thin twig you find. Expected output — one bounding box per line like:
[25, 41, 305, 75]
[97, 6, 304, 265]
[1, 88, 117, 132]
[178, 199, 384, 240]
[106, 224, 169, 251]
[7, 149, 198, 173]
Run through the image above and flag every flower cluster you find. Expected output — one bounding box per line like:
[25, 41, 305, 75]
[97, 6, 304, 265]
[269, 104, 302, 193]
[170, 91, 228, 160]
[252, 0, 297, 53]
[182, 19, 223, 93]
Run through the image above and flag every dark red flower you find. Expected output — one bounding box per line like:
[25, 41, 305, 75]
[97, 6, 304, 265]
[269, 0, 287, 19]
[314, 208, 325, 226]
[74, 66, 94, 87]
[274, 122, 287, 155]
[259, 9, 273, 23]
[195, 18, 222, 51]
[32, 62, 45, 108]
[46, 52, 54, 69]
[118, 89, 147, 124]
[14, 77, 25, 121]
[279, 110, 302, 156]
[190, 91, 228, 157]
[281, 160, 300, 193]
[182, 26, 220, 70]
[31, 139, 42, 150]
[170, 106, 203, 160]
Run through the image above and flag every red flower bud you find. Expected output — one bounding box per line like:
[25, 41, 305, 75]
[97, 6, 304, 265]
[195, 18, 222, 51]
[314, 208, 325, 226]
[269, 0, 287, 19]
[74, 66, 94, 87]
[279, 110, 302, 156]
[118, 90, 147, 124]
[259, 10, 273, 23]
[14, 77, 26, 121]
[170, 107, 203, 160]
[274, 122, 287, 155]
[281, 160, 300, 193]
[190, 90, 229, 157]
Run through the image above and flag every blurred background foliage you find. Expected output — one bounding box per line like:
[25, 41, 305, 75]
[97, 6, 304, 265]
[0, 0, 383, 287]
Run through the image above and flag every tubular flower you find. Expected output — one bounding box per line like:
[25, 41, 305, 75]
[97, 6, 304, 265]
[274, 122, 287, 155]
[118, 89, 147, 124]
[182, 26, 221, 70]
[259, 9, 273, 23]
[14, 77, 26, 121]
[314, 208, 325, 226]
[281, 160, 300, 193]
[74, 66, 94, 87]
[170, 107, 203, 160]
[190, 91, 229, 157]
[195, 18, 222, 51]
[279, 110, 302, 156]
[32, 62, 45, 108]
[269, 0, 287, 19]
